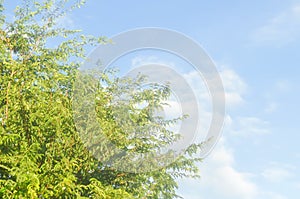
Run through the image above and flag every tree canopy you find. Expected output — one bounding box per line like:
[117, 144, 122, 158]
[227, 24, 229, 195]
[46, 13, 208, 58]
[0, 0, 202, 198]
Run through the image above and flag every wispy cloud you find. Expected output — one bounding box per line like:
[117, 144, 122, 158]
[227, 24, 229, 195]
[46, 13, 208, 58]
[264, 102, 278, 113]
[275, 79, 291, 92]
[252, 4, 300, 45]
[228, 116, 270, 137]
[262, 167, 293, 183]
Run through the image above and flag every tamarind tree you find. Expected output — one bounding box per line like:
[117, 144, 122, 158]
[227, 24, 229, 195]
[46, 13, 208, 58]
[0, 0, 202, 198]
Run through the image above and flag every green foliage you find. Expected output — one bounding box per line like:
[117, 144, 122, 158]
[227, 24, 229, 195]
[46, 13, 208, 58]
[0, 0, 202, 198]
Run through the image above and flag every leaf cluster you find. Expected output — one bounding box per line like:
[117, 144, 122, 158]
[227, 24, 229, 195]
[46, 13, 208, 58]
[0, 1, 202, 198]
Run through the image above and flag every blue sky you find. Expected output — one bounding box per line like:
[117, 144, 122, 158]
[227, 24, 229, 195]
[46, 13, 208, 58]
[4, 0, 300, 198]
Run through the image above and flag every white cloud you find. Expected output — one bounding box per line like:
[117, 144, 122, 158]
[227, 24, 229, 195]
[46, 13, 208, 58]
[220, 68, 247, 107]
[178, 137, 291, 199]
[177, 67, 288, 199]
[178, 138, 259, 199]
[183, 70, 211, 103]
[252, 4, 300, 45]
[128, 56, 288, 199]
[130, 58, 246, 109]
[182, 67, 248, 132]
[204, 142, 259, 199]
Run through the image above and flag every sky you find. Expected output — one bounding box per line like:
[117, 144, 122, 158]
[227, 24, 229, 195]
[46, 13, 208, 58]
[3, 0, 300, 198]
